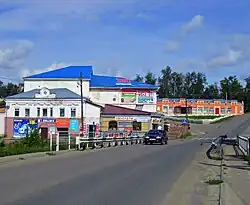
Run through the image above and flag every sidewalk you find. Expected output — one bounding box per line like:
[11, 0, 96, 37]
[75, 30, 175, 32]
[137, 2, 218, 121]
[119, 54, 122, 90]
[221, 146, 250, 205]
[161, 147, 222, 205]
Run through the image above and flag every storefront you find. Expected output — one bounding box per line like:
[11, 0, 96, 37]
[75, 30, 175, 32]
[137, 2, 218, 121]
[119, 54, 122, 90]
[101, 104, 151, 133]
[150, 114, 164, 130]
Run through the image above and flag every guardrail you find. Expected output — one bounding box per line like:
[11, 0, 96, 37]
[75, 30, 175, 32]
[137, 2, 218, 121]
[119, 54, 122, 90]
[237, 135, 250, 155]
[75, 135, 144, 150]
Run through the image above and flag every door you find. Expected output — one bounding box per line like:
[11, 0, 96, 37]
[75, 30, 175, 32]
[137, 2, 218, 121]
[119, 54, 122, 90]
[41, 127, 48, 140]
[215, 107, 220, 115]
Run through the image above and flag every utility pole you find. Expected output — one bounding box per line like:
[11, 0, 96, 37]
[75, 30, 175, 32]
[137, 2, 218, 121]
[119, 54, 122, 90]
[80, 72, 84, 137]
[185, 96, 188, 122]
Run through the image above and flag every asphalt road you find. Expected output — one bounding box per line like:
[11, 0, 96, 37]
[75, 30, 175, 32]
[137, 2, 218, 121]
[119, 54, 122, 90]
[0, 114, 250, 205]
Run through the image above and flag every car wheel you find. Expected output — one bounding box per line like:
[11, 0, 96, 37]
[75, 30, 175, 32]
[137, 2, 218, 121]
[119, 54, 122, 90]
[161, 139, 164, 145]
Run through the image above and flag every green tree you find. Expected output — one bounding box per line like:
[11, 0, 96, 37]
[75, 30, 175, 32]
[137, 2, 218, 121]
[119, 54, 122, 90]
[203, 83, 220, 99]
[134, 74, 144, 82]
[158, 66, 172, 98]
[144, 72, 157, 85]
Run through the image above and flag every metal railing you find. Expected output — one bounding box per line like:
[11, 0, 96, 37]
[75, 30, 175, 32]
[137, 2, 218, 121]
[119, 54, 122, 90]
[49, 131, 147, 152]
[237, 135, 250, 155]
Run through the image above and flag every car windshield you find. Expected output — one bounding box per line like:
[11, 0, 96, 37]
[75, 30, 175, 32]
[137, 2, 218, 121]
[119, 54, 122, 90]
[148, 130, 161, 134]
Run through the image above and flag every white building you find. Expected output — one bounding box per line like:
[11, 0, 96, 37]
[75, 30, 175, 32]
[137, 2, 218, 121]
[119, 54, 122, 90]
[5, 87, 103, 139]
[23, 66, 158, 112]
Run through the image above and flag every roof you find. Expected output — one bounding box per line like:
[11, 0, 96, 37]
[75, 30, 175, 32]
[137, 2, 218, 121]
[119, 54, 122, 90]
[90, 74, 158, 89]
[24, 66, 93, 79]
[5, 88, 83, 100]
[102, 104, 151, 115]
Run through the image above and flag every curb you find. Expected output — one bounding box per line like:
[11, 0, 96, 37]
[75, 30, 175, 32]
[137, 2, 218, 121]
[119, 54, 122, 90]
[0, 150, 75, 164]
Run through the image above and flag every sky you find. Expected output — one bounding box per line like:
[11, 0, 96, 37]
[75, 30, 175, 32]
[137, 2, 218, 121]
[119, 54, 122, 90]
[0, 0, 249, 84]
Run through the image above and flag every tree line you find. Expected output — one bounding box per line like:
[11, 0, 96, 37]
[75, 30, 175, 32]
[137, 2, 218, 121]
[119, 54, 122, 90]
[0, 81, 24, 105]
[134, 66, 250, 112]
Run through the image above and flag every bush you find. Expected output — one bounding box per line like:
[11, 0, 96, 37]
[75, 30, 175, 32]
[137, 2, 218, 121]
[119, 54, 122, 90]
[0, 129, 49, 157]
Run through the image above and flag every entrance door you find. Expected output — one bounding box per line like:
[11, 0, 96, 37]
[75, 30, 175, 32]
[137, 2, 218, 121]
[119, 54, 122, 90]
[215, 108, 220, 115]
[41, 127, 48, 140]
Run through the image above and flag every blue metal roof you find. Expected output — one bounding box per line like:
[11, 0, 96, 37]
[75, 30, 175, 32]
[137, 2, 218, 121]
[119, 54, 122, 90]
[90, 75, 158, 89]
[24, 66, 93, 79]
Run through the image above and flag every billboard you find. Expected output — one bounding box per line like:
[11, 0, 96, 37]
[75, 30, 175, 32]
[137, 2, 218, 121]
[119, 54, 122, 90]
[70, 119, 79, 132]
[138, 92, 154, 104]
[120, 92, 136, 103]
[13, 119, 38, 138]
[115, 78, 132, 86]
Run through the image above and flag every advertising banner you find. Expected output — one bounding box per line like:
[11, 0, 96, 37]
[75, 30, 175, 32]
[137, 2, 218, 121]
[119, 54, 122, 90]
[56, 119, 70, 127]
[120, 92, 136, 103]
[137, 92, 154, 104]
[13, 119, 38, 138]
[115, 78, 132, 86]
[38, 118, 56, 123]
[70, 119, 79, 132]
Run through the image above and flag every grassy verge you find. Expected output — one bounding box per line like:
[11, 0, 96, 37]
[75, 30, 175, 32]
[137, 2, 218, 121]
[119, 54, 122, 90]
[180, 132, 195, 139]
[175, 115, 221, 120]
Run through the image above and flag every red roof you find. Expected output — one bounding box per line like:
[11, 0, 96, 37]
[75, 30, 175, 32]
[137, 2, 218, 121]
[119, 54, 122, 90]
[102, 104, 151, 115]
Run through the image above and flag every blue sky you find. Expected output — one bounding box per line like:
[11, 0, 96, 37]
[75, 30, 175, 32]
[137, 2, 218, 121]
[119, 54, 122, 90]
[0, 0, 249, 84]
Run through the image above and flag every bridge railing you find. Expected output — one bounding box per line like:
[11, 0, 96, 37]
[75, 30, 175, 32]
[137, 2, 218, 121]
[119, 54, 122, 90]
[237, 135, 250, 155]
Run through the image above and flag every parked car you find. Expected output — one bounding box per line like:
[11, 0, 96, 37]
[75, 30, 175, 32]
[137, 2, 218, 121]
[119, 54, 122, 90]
[144, 129, 168, 145]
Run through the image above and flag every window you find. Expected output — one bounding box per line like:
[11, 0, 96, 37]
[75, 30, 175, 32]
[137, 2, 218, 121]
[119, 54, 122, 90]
[192, 108, 197, 113]
[42, 108, 47, 117]
[163, 106, 168, 113]
[133, 121, 141, 131]
[221, 108, 226, 114]
[50, 108, 53, 117]
[227, 108, 232, 113]
[209, 108, 214, 113]
[60, 108, 65, 117]
[71, 108, 76, 118]
[25, 108, 30, 117]
[14, 108, 19, 117]
[198, 107, 203, 113]
[37, 108, 40, 117]
[204, 107, 209, 113]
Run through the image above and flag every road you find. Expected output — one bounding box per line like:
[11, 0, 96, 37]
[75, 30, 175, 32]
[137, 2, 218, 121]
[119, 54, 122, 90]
[0, 114, 250, 205]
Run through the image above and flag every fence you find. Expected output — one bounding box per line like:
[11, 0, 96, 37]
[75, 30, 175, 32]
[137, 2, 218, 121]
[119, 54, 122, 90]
[237, 135, 250, 155]
[49, 131, 147, 152]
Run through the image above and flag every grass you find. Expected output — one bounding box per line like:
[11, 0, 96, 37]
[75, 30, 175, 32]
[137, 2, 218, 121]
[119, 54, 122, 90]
[205, 179, 224, 185]
[175, 115, 222, 120]
[181, 132, 194, 139]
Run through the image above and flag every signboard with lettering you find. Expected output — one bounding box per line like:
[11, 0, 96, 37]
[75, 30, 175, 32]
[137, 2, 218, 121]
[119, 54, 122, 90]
[120, 92, 136, 103]
[115, 78, 132, 86]
[115, 116, 149, 122]
[138, 92, 154, 104]
[13, 119, 38, 138]
[70, 119, 79, 132]
[56, 119, 70, 127]
[38, 118, 56, 123]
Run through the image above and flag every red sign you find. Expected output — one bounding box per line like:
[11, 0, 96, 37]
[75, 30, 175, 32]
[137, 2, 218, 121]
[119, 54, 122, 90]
[56, 119, 70, 127]
[138, 91, 152, 96]
[116, 78, 132, 85]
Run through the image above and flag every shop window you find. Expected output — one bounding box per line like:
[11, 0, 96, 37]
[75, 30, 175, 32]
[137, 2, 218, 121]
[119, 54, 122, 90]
[108, 121, 117, 130]
[42, 108, 47, 117]
[14, 108, 19, 117]
[37, 108, 40, 117]
[133, 121, 141, 131]
[209, 108, 214, 114]
[204, 107, 208, 113]
[227, 108, 232, 113]
[221, 108, 225, 114]
[60, 108, 65, 117]
[198, 107, 203, 113]
[71, 108, 76, 118]
[25, 108, 30, 117]
[50, 108, 53, 117]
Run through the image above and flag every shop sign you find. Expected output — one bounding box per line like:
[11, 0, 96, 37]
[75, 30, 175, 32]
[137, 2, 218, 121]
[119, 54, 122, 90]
[70, 119, 79, 132]
[56, 119, 70, 127]
[138, 92, 154, 104]
[96, 123, 100, 135]
[115, 78, 132, 86]
[38, 118, 56, 123]
[151, 118, 161, 124]
[13, 119, 38, 138]
[120, 92, 136, 103]
[115, 116, 149, 122]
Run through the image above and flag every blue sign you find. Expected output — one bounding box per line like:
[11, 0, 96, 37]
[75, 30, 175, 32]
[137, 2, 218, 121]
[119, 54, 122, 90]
[70, 119, 79, 132]
[13, 119, 38, 138]
[38, 118, 56, 123]
[182, 119, 188, 125]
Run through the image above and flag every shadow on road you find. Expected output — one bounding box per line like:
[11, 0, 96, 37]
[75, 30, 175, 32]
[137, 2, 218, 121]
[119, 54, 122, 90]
[199, 161, 250, 171]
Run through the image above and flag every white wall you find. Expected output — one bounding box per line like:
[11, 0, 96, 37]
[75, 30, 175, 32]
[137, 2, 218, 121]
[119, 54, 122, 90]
[0, 113, 5, 135]
[24, 80, 89, 97]
[90, 89, 157, 112]
[85, 103, 101, 124]
[5, 99, 101, 121]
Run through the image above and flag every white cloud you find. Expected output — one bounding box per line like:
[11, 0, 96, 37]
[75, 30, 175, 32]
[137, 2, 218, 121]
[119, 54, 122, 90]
[165, 41, 179, 52]
[20, 62, 71, 78]
[207, 49, 242, 68]
[0, 40, 33, 69]
[182, 15, 204, 33]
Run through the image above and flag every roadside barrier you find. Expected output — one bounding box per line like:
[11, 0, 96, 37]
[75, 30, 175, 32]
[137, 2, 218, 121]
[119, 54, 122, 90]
[237, 135, 250, 155]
